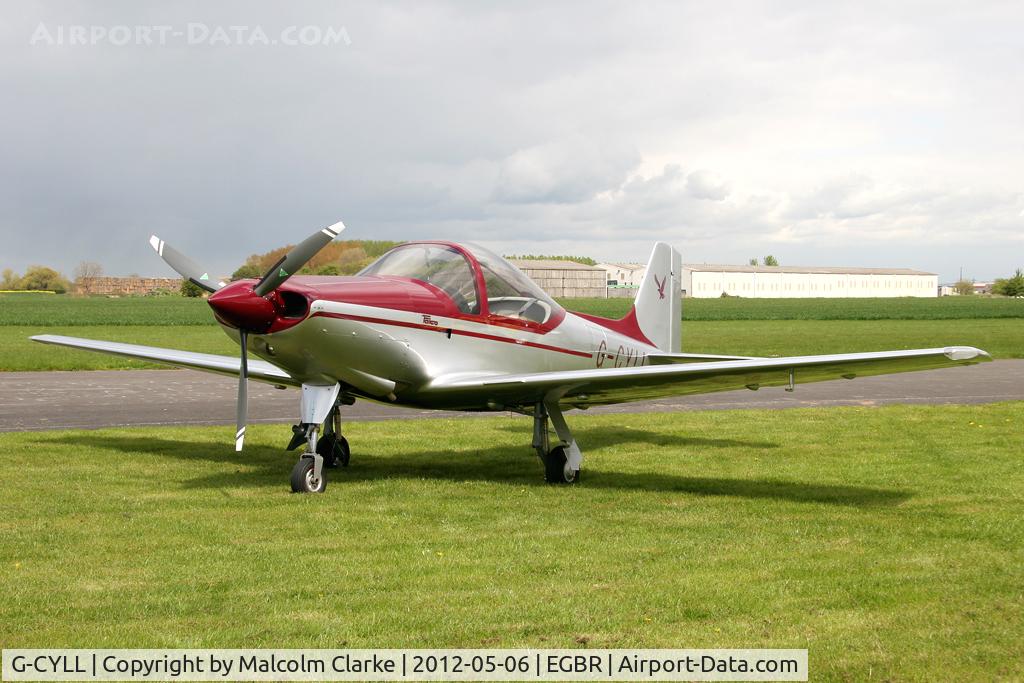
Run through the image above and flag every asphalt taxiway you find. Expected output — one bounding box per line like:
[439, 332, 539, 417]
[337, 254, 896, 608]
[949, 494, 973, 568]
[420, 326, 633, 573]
[1, 360, 1021, 432]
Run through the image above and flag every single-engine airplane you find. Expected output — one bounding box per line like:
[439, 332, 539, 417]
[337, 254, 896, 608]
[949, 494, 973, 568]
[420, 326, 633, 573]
[34, 221, 991, 493]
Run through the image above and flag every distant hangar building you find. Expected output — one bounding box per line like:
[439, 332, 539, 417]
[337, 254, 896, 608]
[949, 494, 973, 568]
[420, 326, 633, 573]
[599, 262, 647, 287]
[682, 264, 938, 298]
[508, 259, 608, 298]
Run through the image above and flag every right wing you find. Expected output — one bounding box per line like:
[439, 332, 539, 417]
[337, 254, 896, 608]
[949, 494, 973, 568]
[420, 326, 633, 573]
[425, 346, 991, 408]
[31, 334, 298, 387]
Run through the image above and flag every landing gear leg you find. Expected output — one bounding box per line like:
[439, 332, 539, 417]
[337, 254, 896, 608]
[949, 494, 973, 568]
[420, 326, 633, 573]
[533, 399, 582, 484]
[289, 383, 340, 494]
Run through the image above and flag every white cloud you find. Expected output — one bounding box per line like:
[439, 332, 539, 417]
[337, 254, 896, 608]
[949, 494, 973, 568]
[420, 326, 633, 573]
[492, 136, 639, 204]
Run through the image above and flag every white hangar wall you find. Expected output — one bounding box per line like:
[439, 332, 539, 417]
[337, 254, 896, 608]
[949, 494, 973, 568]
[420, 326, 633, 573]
[682, 266, 938, 298]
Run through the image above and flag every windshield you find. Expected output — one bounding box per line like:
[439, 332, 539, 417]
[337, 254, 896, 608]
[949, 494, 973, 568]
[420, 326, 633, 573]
[464, 243, 557, 324]
[359, 244, 480, 314]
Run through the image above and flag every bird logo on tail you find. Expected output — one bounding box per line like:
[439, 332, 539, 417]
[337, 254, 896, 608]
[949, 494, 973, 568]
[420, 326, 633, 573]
[654, 274, 667, 300]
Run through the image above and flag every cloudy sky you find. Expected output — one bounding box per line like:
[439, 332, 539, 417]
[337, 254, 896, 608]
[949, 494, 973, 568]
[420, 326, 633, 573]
[2, 1, 1022, 282]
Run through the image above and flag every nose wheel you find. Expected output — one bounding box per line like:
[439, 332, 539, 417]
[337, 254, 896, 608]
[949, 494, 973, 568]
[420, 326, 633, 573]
[290, 455, 326, 493]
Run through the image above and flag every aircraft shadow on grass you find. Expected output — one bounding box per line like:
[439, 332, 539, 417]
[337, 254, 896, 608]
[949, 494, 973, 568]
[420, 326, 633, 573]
[500, 423, 782, 451]
[37, 432, 909, 507]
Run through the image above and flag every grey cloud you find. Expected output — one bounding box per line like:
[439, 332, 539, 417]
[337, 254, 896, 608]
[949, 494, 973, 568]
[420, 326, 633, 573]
[1, 1, 1022, 282]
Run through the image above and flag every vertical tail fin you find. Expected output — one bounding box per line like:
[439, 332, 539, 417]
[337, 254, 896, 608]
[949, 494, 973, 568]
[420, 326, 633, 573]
[633, 242, 682, 352]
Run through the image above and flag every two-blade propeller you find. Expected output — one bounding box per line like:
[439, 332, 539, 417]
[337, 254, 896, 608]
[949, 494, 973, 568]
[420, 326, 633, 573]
[148, 236, 227, 293]
[149, 220, 346, 451]
[253, 223, 344, 296]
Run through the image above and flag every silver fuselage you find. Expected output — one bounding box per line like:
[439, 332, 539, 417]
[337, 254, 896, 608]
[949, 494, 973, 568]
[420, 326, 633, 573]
[235, 298, 658, 410]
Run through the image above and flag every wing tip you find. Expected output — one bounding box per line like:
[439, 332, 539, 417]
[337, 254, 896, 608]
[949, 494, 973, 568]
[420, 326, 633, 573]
[943, 346, 992, 362]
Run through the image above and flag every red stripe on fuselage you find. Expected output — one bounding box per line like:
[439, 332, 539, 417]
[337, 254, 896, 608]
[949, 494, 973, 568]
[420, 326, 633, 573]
[311, 311, 593, 359]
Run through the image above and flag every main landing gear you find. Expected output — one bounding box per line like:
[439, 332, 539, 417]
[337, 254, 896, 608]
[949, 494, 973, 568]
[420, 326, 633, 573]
[287, 383, 350, 494]
[317, 404, 351, 468]
[533, 399, 582, 484]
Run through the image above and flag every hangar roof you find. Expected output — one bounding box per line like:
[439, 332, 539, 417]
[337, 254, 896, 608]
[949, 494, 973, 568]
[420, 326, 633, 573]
[683, 264, 936, 276]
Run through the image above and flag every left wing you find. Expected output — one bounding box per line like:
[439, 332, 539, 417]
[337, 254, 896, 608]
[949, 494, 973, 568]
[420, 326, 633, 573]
[31, 334, 298, 387]
[425, 346, 991, 407]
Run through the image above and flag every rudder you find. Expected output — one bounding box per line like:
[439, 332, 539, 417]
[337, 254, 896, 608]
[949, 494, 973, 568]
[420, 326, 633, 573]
[633, 242, 682, 352]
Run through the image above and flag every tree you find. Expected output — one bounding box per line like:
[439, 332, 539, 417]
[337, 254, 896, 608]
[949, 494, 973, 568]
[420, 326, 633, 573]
[231, 263, 262, 280]
[748, 258, 759, 266]
[241, 240, 403, 274]
[337, 246, 372, 274]
[763, 255, 779, 266]
[1, 268, 18, 289]
[992, 269, 1024, 297]
[180, 280, 205, 297]
[74, 261, 104, 294]
[505, 254, 598, 266]
[18, 266, 71, 293]
[953, 280, 975, 296]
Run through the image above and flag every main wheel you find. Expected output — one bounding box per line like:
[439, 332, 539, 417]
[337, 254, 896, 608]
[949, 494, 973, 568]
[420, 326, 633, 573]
[543, 446, 578, 484]
[317, 434, 350, 468]
[290, 456, 327, 493]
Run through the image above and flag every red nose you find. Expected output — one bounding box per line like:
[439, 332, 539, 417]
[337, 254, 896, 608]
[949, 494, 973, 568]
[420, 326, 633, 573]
[207, 282, 277, 332]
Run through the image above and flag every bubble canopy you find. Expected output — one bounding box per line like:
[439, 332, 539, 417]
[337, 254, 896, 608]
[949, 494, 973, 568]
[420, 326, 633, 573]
[358, 242, 560, 324]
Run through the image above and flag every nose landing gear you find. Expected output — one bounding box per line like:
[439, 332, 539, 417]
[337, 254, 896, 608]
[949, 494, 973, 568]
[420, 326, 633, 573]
[288, 383, 346, 494]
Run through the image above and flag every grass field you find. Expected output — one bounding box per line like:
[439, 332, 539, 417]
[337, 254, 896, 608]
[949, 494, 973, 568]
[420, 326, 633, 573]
[563, 296, 1024, 321]
[1, 404, 1021, 680]
[0, 293, 211, 326]
[1, 294, 1022, 370]
[4, 292, 1023, 326]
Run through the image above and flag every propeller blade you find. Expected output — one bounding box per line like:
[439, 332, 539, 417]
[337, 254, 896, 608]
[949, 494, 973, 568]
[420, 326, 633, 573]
[235, 330, 248, 452]
[253, 220, 345, 297]
[149, 236, 226, 293]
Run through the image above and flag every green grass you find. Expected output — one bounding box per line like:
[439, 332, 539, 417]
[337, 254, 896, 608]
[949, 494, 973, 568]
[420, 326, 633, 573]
[3, 293, 1022, 328]
[0, 293, 212, 326]
[562, 296, 1024, 320]
[0, 404, 1021, 680]
[681, 319, 1024, 359]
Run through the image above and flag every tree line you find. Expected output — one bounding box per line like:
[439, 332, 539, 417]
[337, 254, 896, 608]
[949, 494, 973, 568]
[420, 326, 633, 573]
[955, 269, 1024, 297]
[1, 266, 73, 293]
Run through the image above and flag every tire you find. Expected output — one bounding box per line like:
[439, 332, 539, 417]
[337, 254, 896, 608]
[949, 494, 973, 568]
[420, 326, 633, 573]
[543, 446, 578, 484]
[290, 456, 327, 493]
[317, 435, 351, 468]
